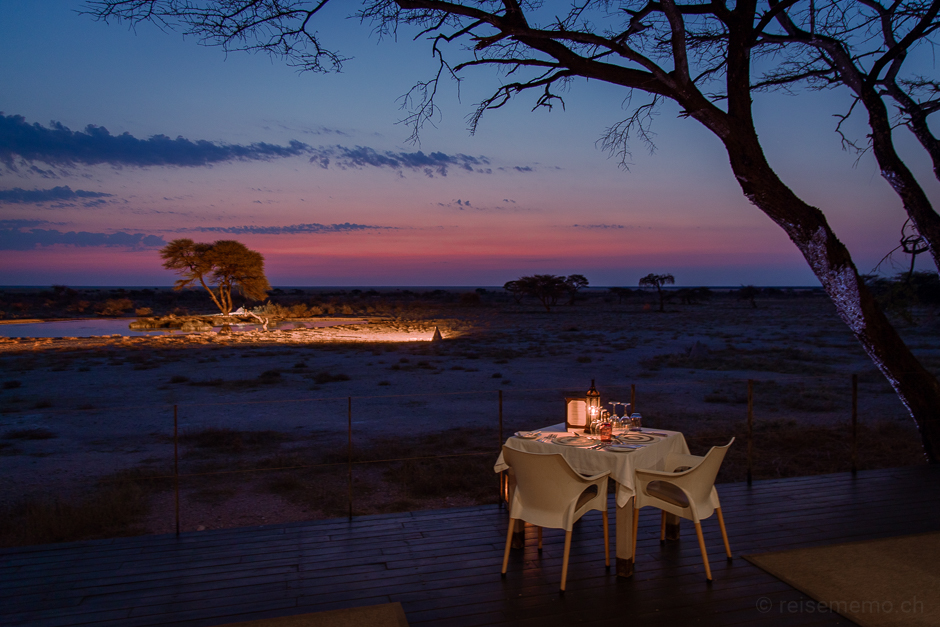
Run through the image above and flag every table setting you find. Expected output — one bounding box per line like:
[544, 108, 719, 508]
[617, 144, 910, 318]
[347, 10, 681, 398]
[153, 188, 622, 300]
[493, 381, 691, 577]
[495, 422, 688, 507]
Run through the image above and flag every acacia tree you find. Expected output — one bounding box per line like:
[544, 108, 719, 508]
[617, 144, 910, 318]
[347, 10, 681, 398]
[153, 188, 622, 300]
[752, 0, 940, 271]
[87, 0, 940, 461]
[564, 274, 589, 305]
[160, 238, 271, 315]
[517, 274, 570, 311]
[639, 273, 675, 312]
[502, 279, 526, 304]
[738, 285, 760, 309]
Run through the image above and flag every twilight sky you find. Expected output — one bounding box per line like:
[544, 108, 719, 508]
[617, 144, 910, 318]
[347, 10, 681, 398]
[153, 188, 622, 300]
[1, 0, 938, 287]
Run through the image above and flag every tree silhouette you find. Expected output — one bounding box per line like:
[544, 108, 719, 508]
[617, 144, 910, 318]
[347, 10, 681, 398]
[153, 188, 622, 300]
[516, 274, 570, 311]
[609, 287, 634, 304]
[86, 0, 940, 461]
[502, 280, 525, 304]
[738, 285, 760, 309]
[639, 273, 675, 312]
[564, 274, 589, 305]
[160, 239, 271, 315]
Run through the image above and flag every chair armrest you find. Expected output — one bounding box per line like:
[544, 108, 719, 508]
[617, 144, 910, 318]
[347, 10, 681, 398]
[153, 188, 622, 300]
[577, 470, 611, 482]
[664, 452, 704, 472]
[635, 466, 694, 480]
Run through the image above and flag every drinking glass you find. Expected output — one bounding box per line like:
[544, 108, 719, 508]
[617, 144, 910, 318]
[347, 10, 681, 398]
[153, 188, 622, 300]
[609, 402, 624, 429]
[629, 413, 642, 431]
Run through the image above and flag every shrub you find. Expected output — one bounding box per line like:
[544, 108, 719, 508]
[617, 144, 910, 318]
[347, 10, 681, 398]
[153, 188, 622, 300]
[312, 371, 351, 384]
[3, 428, 56, 440]
[258, 370, 282, 384]
[96, 298, 134, 316]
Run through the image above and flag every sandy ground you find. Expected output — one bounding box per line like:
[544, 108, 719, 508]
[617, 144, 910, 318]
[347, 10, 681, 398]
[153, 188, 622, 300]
[1, 297, 934, 532]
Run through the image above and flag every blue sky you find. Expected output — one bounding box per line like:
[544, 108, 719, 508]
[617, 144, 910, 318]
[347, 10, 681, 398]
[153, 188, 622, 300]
[0, 0, 937, 286]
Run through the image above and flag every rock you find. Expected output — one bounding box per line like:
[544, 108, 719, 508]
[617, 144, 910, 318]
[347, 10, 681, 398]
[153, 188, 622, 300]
[128, 318, 162, 330]
[180, 320, 213, 332]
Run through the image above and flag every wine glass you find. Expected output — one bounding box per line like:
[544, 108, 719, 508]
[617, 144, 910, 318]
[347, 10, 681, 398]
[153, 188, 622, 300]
[609, 401, 624, 430]
[629, 413, 642, 431]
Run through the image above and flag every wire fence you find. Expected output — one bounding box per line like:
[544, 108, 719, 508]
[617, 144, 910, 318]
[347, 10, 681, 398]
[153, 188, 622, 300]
[0, 374, 926, 544]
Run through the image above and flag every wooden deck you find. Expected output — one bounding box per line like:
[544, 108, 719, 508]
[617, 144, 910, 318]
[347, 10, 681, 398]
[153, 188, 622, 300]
[2, 466, 938, 627]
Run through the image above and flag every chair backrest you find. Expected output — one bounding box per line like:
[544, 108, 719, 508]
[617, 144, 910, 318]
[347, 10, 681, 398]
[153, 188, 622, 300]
[679, 438, 734, 505]
[503, 446, 593, 513]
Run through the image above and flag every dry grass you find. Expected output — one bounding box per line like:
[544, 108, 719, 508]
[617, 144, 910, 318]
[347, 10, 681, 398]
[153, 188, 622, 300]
[642, 346, 847, 375]
[3, 428, 56, 440]
[685, 418, 925, 483]
[0, 472, 157, 548]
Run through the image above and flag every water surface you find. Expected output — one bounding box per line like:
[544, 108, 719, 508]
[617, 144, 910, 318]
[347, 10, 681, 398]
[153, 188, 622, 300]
[0, 318, 365, 338]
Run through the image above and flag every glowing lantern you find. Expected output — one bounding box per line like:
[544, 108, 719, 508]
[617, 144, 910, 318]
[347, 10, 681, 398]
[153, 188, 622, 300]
[585, 379, 601, 433]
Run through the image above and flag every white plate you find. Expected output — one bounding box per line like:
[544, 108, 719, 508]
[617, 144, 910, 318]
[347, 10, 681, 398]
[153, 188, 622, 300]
[607, 444, 641, 452]
[554, 436, 595, 447]
[514, 431, 540, 439]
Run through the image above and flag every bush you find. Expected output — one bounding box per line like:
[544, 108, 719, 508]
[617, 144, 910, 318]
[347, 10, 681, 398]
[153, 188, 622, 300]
[312, 371, 351, 384]
[96, 298, 134, 316]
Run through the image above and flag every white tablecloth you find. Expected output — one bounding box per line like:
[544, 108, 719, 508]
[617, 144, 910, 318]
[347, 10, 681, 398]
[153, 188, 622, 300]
[494, 423, 690, 508]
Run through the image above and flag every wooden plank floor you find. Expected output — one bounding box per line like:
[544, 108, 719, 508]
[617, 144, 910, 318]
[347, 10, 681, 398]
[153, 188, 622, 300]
[2, 466, 938, 627]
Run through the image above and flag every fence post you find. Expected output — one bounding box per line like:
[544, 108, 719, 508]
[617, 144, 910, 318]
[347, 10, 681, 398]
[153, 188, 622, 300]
[174, 404, 180, 537]
[747, 380, 754, 486]
[347, 396, 354, 520]
[851, 374, 858, 475]
[498, 390, 504, 507]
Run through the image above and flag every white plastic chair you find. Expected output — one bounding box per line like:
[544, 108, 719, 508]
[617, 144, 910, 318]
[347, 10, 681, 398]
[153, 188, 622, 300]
[500, 446, 610, 591]
[632, 438, 734, 580]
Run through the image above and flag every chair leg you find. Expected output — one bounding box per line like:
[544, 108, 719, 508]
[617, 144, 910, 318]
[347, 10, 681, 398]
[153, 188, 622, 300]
[716, 507, 732, 560]
[694, 521, 712, 581]
[602, 511, 610, 568]
[537, 526, 543, 553]
[502, 517, 516, 576]
[560, 530, 572, 592]
[660, 510, 666, 543]
[631, 506, 639, 560]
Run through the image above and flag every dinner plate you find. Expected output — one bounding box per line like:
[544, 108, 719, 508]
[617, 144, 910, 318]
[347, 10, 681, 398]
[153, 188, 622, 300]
[607, 444, 641, 452]
[554, 436, 595, 447]
[514, 431, 540, 439]
[617, 433, 657, 443]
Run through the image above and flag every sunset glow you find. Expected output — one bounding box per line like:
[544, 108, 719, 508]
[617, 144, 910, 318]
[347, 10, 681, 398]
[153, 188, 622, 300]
[1, 1, 936, 287]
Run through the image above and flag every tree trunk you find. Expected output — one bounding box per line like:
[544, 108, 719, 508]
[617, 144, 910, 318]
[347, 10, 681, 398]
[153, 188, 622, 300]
[715, 117, 940, 462]
[860, 88, 940, 272]
[198, 277, 225, 315]
[706, 2, 940, 462]
[884, 83, 940, 184]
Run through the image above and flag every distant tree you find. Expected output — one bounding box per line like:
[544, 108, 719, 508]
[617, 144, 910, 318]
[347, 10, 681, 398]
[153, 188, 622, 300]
[864, 271, 940, 324]
[738, 285, 760, 309]
[160, 239, 271, 315]
[608, 287, 634, 304]
[515, 274, 570, 312]
[564, 274, 589, 305]
[502, 280, 525, 304]
[639, 274, 675, 312]
[677, 287, 712, 305]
